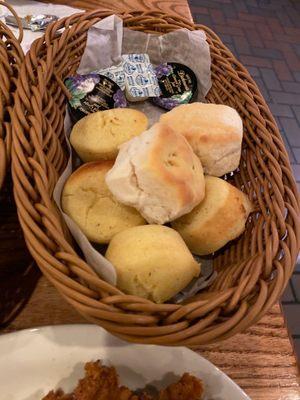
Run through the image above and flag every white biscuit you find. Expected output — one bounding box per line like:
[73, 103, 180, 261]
[160, 102, 243, 177]
[105, 122, 205, 224]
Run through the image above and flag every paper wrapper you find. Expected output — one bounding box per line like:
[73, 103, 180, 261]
[0, 0, 82, 53]
[54, 15, 215, 297]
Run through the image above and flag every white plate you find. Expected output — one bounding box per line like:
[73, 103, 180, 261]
[0, 325, 250, 400]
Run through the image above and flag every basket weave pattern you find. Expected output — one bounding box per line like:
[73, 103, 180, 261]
[0, 1, 23, 191]
[11, 10, 300, 345]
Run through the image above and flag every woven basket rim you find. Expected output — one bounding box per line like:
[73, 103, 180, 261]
[10, 9, 300, 346]
[0, 1, 23, 191]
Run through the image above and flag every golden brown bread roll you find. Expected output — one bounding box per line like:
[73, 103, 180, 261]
[70, 108, 148, 162]
[105, 122, 205, 224]
[160, 102, 243, 177]
[172, 176, 253, 255]
[61, 161, 145, 243]
[105, 225, 200, 303]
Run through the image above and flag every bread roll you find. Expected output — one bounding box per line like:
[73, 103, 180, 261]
[61, 161, 145, 243]
[105, 122, 205, 224]
[105, 225, 200, 303]
[70, 108, 148, 162]
[172, 176, 253, 255]
[160, 102, 243, 177]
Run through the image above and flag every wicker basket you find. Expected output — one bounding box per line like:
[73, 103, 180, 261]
[0, 1, 23, 191]
[11, 9, 300, 346]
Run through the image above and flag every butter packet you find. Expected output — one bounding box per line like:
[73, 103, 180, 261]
[121, 54, 161, 102]
[96, 63, 126, 90]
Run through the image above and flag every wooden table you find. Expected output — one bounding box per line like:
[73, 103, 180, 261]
[41, 0, 193, 21]
[1, 1, 299, 399]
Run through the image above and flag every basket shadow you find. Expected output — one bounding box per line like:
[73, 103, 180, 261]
[0, 179, 40, 329]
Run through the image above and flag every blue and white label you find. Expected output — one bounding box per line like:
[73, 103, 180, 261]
[122, 53, 161, 100]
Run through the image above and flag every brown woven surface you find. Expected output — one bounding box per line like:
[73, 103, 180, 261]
[0, 1, 23, 191]
[11, 9, 300, 346]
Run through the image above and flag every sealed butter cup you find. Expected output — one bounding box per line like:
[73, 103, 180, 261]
[65, 73, 127, 123]
[152, 62, 198, 110]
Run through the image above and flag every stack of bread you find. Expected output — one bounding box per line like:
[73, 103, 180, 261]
[62, 103, 253, 303]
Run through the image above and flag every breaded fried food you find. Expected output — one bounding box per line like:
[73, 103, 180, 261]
[74, 362, 152, 400]
[158, 373, 204, 400]
[73, 361, 119, 400]
[42, 361, 203, 400]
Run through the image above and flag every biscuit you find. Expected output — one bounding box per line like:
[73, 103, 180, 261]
[172, 176, 253, 255]
[70, 108, 148, 162]
[160, 102, 243, 177]
[105, 225, 200, 303]
[105, 122, 205, 224]
[62, 161, 145, 243]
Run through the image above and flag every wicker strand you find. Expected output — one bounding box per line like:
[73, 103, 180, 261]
[0, 1, 23, 191]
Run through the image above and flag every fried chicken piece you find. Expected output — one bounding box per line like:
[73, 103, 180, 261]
[72, 361, 120, 400]
[158, 373, 204, 400]
[73, 362, 152, 400]
[42, 361, 203, 400]
[42, 361, 148, 400]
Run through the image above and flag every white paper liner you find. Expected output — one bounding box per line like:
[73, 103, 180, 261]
[53, 15, 215, 298]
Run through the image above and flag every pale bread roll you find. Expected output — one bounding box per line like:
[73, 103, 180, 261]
[172, 176, 253, 255]
[105, 122, 205, 225]
[70, 108, 148, 162]
[61, 161, 145, 244]
[105, 225, 200, 303]
[160, 102, 243, 177]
